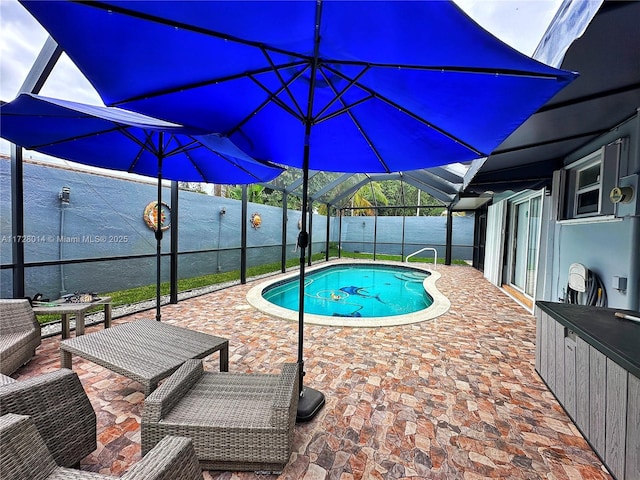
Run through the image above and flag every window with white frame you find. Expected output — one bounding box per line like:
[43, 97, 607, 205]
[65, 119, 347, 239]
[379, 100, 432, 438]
[574, 157, 602, 216]
[560, 142, 619, 221]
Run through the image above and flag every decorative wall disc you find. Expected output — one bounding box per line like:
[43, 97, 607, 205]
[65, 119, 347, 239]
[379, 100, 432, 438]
[143, 201, 171, 231]
[251, 212, 262, 229]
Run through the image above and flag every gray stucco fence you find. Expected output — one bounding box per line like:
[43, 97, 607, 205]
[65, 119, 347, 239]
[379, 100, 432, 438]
[1, 159, 474, 300]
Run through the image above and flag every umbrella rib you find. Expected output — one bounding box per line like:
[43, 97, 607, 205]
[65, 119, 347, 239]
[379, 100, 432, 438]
[169, 135, 210, 182]
[228, 66, 310, 136]
[17, 122, 134, 150]
[74, 2, 564, 81]
[315, 95, 374, 125]
[125, 129, 159, 173]
[323, 64, 486, 156]
[170, 133, 274, 183]
[165, 139, 203, 158]
[133, 128, 161, 156]
[248, 74, 306, 122]
[262, 48, 305, 118]
[313, 65, 370, 121]
[343, 113, 390, 173]
[110, 60, 308, 107]
[322, 59, 572, 81]
[312, 57, 391, 172]
[127, 147, 146, 174]
[72, 1, 312, 62]
[321, 66, 391, 173]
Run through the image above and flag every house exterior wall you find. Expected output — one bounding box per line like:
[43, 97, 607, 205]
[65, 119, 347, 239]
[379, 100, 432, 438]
[538, 112, 640, 310]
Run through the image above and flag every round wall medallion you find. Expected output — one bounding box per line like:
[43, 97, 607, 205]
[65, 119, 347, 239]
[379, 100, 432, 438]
[251, 212, 262, 229]
[143, 201, 171, 231]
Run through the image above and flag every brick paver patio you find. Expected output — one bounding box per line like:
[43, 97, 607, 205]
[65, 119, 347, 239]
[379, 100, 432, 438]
[12, 262, 611, 479]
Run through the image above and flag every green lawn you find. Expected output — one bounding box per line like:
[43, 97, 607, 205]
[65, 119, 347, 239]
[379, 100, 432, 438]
[36, 249, 468, 325]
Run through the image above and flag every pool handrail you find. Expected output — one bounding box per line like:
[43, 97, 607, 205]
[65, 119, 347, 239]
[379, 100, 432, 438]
[405, 247, 437, 266]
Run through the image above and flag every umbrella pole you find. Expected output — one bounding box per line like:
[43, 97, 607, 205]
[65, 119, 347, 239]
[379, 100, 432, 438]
[155, 148, 163, 322]
[295, 125, 325, 423]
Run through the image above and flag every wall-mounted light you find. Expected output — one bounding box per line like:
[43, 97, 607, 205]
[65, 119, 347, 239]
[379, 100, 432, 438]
[59, 186, 70, 204]
[610, 185, 634, 204]
[219, 207, 226, 216]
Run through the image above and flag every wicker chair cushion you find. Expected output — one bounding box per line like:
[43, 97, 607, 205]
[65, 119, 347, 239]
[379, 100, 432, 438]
[143, 360, 299, 472]
[163, 372, 282, 428]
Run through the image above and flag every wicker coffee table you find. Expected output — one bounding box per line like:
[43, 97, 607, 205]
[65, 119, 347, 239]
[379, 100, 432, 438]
[60, 319, 229, 395]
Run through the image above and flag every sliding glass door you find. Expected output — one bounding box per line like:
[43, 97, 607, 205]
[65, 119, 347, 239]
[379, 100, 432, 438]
[509, 195, 541, 297]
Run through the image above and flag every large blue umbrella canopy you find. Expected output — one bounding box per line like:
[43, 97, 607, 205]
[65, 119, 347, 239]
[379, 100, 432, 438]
[0, 93, 283, 184]
[18, 1, 577, 173]
[0, 93, 283, 322]
[19, 0, 577, 420]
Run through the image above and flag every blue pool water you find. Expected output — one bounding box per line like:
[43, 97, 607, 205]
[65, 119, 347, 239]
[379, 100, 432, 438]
[262, 264, 433, 318]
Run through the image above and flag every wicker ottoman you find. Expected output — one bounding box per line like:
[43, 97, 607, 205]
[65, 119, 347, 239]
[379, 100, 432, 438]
[142, 360, 299, 472]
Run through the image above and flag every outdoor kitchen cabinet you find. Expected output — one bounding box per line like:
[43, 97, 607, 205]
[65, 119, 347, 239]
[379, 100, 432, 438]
[535, 302, 640, 480]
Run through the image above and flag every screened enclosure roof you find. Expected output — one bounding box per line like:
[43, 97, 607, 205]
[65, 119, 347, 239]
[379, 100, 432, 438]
[262, 159, 486, 209]
[465, 1, 640, 195]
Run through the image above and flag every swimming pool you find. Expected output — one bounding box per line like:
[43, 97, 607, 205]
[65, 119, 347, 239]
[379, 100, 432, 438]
[246, 261, 450, 327]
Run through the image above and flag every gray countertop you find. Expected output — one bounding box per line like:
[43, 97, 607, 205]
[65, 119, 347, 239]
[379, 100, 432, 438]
[537, 301, 640, 379]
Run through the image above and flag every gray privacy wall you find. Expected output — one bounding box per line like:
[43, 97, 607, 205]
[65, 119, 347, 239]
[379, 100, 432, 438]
[339, 214, 475, 261]
[1, 159, 474, 300]
[0, 160, 324, 299]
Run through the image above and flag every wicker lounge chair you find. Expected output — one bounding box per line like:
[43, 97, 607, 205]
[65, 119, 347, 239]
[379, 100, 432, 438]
[0, 368, 96, 468]
[0, 299, 41, 376]
[142, 360, 299, 472]
[0, 413, 202, 480]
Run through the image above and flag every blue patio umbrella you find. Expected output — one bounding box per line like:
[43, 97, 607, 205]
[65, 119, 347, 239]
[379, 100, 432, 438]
[19, 0, 577, 420]
[0, 93, 283, 322]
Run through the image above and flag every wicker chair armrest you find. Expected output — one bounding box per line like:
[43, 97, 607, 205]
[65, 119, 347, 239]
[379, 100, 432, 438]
[143, 359, 204, 422]
[0, 369, 96, 467]
[270, 362, 299, 428]
[1, 368, 81, 401]
[122, 435, 201, 480]
[0, 413, 58, 480]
